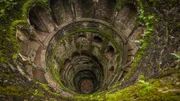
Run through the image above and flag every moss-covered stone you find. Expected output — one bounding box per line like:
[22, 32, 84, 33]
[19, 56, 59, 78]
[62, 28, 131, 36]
[0, 0, 180, 100]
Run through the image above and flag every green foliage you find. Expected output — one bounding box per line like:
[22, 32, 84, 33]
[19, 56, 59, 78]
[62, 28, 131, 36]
[0, 0, 49, 63]
[105, 77, 153, 100]
[0, 86, 27, 96]
[0, 0, 17, 17]
[138, 80, 152, 96]
[134, 39, 144, 44]
[171, 53, 180, 60]
[0, 0, 25, 63]
[0, 0, 179, 100]
[12, 54, 18, 59]
[0, 85, 43, 97]
[0, 70, 14, 78]
[124, 0, 158, 80]
[22, 0, 49, 19]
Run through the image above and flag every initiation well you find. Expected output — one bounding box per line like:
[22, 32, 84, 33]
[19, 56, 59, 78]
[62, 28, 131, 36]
[16, 0, 140, 96]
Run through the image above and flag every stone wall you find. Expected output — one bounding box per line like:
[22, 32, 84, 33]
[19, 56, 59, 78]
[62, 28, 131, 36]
[0, 0, 180, 100]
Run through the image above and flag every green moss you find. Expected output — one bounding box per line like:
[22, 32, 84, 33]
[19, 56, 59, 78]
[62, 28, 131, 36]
[0, 0, 26, 63]
[0, 70, 14, 78]
[0, 86, 26, 96]
[36, 82, 70, 100]
[122, 0, 158, 81]
[47, 27, 122, 95]
[0, 85, 44, 97]
[72, 70, 180, 101]
[0, 0, 179, 100]
[0, 0, 49, 63]
[37, 82, 60, 97]
[22, 0, 49, 19]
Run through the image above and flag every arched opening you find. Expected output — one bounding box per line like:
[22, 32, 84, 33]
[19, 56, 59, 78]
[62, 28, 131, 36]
[64, 59, 71, 67]
[94, 0, 116, 22]
[123, 3, 137, 20]
[77, 34, 86, 38]
[72, 52, 80, 58]
[115, 3, 137, 37]
[29, 6, 48, 32]
[50, 0, 72, 24]
[50, 0, 59, 24]
[106, 46, 115, 57]
[93, 36, 103, 43]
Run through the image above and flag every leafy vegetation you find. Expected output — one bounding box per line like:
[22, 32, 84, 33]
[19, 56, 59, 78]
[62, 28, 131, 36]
[0, 0, 49, 63]
[123, 0, 158, 81]
[0, 85, 44, 97]
[0, 0, 17, 17]
[0, 0, 179, 100]
[171, 53, 180, 60]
